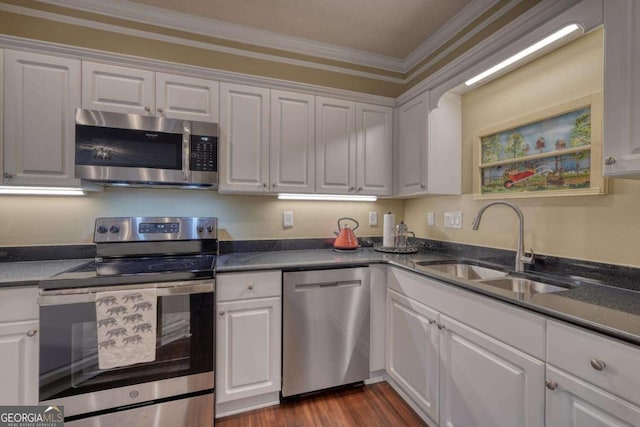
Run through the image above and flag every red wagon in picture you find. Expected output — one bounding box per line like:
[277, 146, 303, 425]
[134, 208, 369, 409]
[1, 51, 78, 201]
[503, 165, 554, 188]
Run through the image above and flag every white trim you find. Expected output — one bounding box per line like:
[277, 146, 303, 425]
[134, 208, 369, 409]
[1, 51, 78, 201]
[0, 3, 404, 85]
[38, 0, 407, 73]
[402, 0, 505, 71]
[397, 0, 591, 107]
[0, 34, 396, 107]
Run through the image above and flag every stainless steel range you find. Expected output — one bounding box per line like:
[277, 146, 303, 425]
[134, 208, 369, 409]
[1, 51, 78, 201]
[38, 217, 217, 427]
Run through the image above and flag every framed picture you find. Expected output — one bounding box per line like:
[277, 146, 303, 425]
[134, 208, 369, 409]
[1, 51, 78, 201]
[474, 92, 606, 199]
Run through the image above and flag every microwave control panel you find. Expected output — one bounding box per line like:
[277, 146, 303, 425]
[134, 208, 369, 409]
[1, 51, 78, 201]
[190, 135, 217, 172]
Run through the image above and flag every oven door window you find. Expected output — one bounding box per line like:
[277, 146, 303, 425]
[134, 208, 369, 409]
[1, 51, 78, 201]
[39, 292, 213, 401]
[75, 125, 182, 170]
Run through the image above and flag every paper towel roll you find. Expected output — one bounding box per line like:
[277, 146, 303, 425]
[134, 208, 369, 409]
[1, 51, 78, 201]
[383, 213, 395, 247]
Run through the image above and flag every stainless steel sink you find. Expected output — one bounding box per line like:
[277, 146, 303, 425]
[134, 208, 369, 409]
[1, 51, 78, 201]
[416, 263, 509, 281]
[479, 277, 568, 294]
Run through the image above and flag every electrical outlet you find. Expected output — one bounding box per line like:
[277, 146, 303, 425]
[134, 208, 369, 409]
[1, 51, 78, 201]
[444, 211, 463, 228]
[283, 211, 294, 228]
[427, 212, 435, 226]
[368, 211, 378, 226]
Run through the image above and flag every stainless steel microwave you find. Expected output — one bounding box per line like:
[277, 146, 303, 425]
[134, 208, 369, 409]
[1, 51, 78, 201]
[75, 109, 218, 188]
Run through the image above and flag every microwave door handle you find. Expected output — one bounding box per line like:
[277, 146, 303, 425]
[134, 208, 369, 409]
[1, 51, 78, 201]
[183, 121, 191, 182]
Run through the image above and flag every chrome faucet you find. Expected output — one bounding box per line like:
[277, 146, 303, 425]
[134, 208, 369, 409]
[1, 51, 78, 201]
[471, 201, 534, 273]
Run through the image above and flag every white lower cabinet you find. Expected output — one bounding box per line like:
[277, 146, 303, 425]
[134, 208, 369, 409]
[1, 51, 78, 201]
[546, 366, 640, 427]
[386, 289, 439, 422]
[439, 314, 544, 427]
[385, 268, 545, 427]
[0, 287, 39, 405]
[215, 271, 281, 416]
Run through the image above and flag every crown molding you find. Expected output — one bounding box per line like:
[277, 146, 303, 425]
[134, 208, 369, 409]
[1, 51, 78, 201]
[0, 34, 396, 107]
[0, 2, 404, 85]
[401, 0, 504, 71]
[37, 0, 407, 73]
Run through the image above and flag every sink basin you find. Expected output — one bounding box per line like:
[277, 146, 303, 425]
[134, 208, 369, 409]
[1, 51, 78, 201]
[416, 263, 509, 281]
[479, 277, 568, 294]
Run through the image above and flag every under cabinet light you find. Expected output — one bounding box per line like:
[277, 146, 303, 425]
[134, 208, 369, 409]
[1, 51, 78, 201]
[465, 24, 580, 87]
[0, 186, 86, 196]
[278, 193, 377, 202]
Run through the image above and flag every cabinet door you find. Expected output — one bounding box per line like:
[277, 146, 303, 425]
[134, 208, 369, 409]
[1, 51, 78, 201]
[0, 320, 39, 405]
[219, 83, 270, 193]
[315, 97, 356, 194]
[546, 365, 640, 427]
[386, 289, 439, 422]
[4, 50, 80, 186]
[216, 297, 281, 403]
[82, 62, 155, 115]
[270, 90, 315, 193]
[603, 0, 640, 177]
[156, 73, 219, 122]
[427, 92, 461, 195]
[356, 103, 392, 195]
[396, 93, 428, 196]
[439, 314, 544, 427]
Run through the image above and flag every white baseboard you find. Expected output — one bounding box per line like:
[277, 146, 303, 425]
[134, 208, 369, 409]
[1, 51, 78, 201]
[215, 391, 280, 418]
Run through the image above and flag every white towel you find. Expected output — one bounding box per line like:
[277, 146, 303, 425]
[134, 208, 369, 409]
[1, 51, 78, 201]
[96, 288, 157, 370]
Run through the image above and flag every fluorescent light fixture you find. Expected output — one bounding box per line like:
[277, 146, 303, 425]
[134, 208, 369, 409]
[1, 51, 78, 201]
[0, 186, 86, 196]
[278, 193, 377, 202]
[465, 24, 580, 87]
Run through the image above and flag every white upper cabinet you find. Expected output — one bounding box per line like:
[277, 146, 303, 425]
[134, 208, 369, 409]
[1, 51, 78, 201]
[270, 90, 315, 193]
[82, 62, 154, 115]
[155, 73, 219, 122]
[603, 0, 640, 178]
[396, 91, 461, 196]
[315, 96, 356, 194]
[316, 97, 392, 195]
[4, 50, 81, 187]
[356, 103, 393, 195]
[82, 63, 219, 122]
[219, 82, 270, 193]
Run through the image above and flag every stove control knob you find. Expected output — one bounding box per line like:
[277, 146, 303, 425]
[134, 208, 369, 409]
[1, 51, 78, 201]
[109, 225, 120, 234]
[206, 225, 214, 233]
[97, 225, 108, 234]
[197, 225, 204, 233]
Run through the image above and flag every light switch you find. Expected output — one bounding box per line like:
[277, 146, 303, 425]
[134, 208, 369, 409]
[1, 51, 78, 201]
[283, 211, 294, 228]
[444, 211, 463, 229]
[369, 211, 378, 226]
[427, 212, 435, 226]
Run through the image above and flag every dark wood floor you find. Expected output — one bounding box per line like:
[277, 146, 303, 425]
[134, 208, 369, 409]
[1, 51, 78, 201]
[216, 382, 428, 427]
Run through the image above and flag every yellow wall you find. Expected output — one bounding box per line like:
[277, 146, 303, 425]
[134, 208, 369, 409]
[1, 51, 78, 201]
[405, 29, 640, 268]
[0, 188, 403, 245]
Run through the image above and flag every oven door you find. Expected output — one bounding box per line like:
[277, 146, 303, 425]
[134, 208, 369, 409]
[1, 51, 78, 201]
[38, 280, 214, 417]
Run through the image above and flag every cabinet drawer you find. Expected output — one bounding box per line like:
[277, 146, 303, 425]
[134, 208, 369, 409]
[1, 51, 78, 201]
[547, 320, 640, 407]
[0, 287, 38, 322]
[217, 271, 281, 301]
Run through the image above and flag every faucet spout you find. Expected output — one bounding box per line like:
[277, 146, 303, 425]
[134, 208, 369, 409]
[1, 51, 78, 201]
[471, 201, 534, 273]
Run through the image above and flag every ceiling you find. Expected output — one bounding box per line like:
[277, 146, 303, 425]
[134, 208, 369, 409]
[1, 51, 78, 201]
[125, 0, 474, 59]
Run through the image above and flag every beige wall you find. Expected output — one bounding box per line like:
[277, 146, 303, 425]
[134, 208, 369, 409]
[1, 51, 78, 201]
[0, 188, 403, 245]
[405, 29, 640, 268]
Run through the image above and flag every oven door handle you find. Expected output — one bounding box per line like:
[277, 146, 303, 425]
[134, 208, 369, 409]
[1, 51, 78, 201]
[38, 282, 214, 306]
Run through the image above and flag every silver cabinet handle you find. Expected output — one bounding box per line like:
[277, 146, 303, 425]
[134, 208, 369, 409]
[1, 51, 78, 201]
[420, 184, 426, 189]
[263, 182, 268, 188]
[349, 186, 355, 191]
[272, 183, 277, 188]
[604, 156, 616, 165]
[218, 311, 225, 316]
[428, 319, 436, 325]
[144, 106, 152, 113]
[3, 172, 13, 179]
[357, 186, 363, 192]
[248, 284, 253, 290]
[157, 107, 164, 114]
[437, 324, 445, 330]
[590, 359, 606, 371]
[26, 329, 37, 337]
[545, 380, 558, 390]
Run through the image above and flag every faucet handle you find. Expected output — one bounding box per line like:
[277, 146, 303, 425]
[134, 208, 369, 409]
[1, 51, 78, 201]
[521, 248, 535, 265]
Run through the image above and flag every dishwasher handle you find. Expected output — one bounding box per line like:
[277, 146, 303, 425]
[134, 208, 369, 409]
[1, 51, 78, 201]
[295, 280, 361, 291]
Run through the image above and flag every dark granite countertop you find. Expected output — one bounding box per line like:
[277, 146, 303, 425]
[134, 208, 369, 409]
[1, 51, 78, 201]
[0, 259, 93, 287]
[218, 248, 640, 346]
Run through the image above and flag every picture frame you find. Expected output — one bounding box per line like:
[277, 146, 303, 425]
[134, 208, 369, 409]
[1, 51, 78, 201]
[473, 92, 606, 199]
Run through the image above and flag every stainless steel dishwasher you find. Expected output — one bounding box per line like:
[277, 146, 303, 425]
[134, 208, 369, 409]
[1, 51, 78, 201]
[282, 267, 370, 397]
